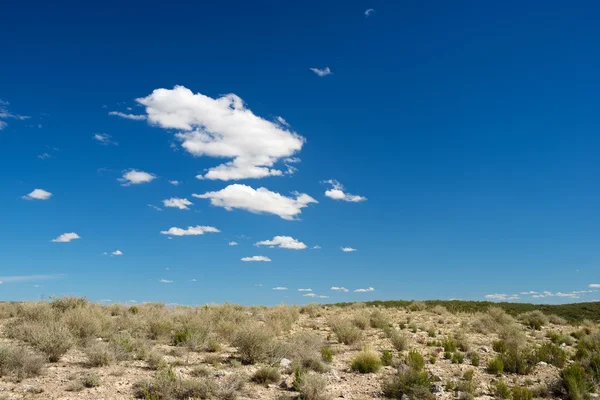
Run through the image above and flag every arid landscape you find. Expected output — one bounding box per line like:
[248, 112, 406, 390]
[0, 298, 599, 399]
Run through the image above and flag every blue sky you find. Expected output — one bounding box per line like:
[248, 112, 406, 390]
[1, 0, 599, 305]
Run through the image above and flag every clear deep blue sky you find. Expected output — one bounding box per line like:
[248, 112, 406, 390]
[1, 0, 599, 305]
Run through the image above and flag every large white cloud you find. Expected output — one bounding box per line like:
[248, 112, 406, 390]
[255, 236, 307, 250]
[193, 184, 317, 220]
[51, 232, 81, 243]
[22, 189, 52, 200]
[135, 86, 305, 181]
[163, 197, 193, 210]
[323, 180, 366, 202]
[160, 225, 220, 236]
[241, 256, 271, 262]
[119, 169, 156, 186]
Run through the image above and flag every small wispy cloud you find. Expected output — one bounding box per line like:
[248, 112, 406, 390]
[108, 111, 146, 120]
[147, 204, 163, 211]
[160, 225, 220, 236]
[331, 286, 349, 292]
[364, 8, 375, 17]
[309, 67, 332, 77]
[303, 293, 329, 298]
[119, 169, 156, 186]
[241, 256, 271, 262]
[38, 153, 52, 160]
[323, 179, 367, 202]
[272, 286, 288, 291]
[168, 180, 180, 185]
[341, 247, 357, 252]
[0, 100, 30, 130]
[276, 116, 289, 126]
[298, 288, 312, 292]
[228, 241, 238, 246]
[312, 245, 321, 249]
[354, 287, 375, 293]
[159, 279, 173, 283]
[484, 293, 520, 301]
[111, 250, 123, 256]
[0, 274, 65, 285]
[51, 232, 81, 243]
[163, 197, 193, 210]
[22, 189, 52, 200]
[93, 133, 118, 145]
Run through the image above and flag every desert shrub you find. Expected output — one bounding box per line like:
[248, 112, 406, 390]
[50, 296, 89, 312]
[321, 347, 333, 363]
[252, 367, 280, 385]
[492, 380, 511, 399]
[65, 380, 85, 392]
[351, 311, 370, 329]
[454, 330, 470, 352]
[431, 305, 448, 315]
[265, 305, 299, 334]
[427, 328, 436, 338]
[442, 337, 457, 352]
[218, 372, 246, 400]
[470, 352, 480, 367]
[63, 306, 113, 341]
[493, 340, 508, 353]
[172, 325, 211, 352]
[370, 310, 390, 329]
[511, 386, 533, 400]
[330, 320, 362, 345]
[547, 331, 574, 346]
[145, 350, 165, 370]
[560, 363, 594, 400]
[408, 301, 427, 312]
[406, 350, 425, 372]
[382, 366, 433, 399]
[288, 332, 327, 372]
[297, 371, 328, 400]
[133, 367, 217, 399]
[487, 356, 504, 375]
[0, 346, 44, 380]
[351, 349, 382, 373]
[232, 324, 274, 364]
[27, 320, 74, 362]
[519, 310, 548, 330]
[381, 350, 393, 366]
[548, 314, 567, 325]
[462, 369, 474, 381]
[390, 331, 408, 351]
[85, 341, 115, 367]
[451, 352, 465, 364]
[81, 372, 101, 388]
[536, 342, 567, 368]
[501, 348, 537, 375]
[472, 307, 516, 334]
[300, 303, 320, 318]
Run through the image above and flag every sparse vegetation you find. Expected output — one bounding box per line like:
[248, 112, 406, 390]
[351, 348, 382, 373]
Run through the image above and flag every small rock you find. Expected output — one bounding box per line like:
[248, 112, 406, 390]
[480, 346, 490, 353]
[280, 358, 292, 367]
[560, 342, 567, 347]
[214, 370, 228, 376]
[536, 361, 547, 366]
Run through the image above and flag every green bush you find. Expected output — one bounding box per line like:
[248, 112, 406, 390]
[320, 347, 333, 363]
[297, 371, 328, 400]
[470, 352, 479, 367]
[561, 363, 594, 400]
[442, 337, 457, 352]
[390, 331, 408, 351]
[519, 311, 548, 330]
[351, 349, 382, 373]
[232, 325, 274, 364]
[487, 357, 504, 375]
[535, 342, 567, 368]
[381, 350, 393, 366]
[251, 367, 280, 385]
[370, 310, 390, 329]
[492, 380, 511, 399]
[451, 352, 465, 364]
[382, 367, 433, 399]
[407, 350, 425, 371]
[331, 321, 362, 345]
[0, 346, 44, 381]
[500, 348, 536, 375]
[493, 340, 508, 353]
[511, 386, 533, 400]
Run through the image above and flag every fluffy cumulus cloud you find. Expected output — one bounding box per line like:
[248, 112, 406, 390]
[331, 286, 349, 292]
[323, 180, 367, 202]
[193, 184, 317, 220]
[108, 111, 146, 120]
[255, 236, 307, 250]
[111, 250, 123, 256]
[341, 247, 357, 252]
[22, 189, 52, 200]
[310, 67, 332, 77]
[135, 86, 305, 181]
[51, 232, 81, 243]
[160, 225, 220, 236]
[354, 287, 375, 292]
[272, 287, 288, 290]
[119, 169, 156, 186]
[484, 293, 520, 301]
[93, 133, 118, 145]
[163, 197, 193, 210]
[228, 241, 238, 246]
[241, 256, 271, 262]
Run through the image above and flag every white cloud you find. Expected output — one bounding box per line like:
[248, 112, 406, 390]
[108, 111, 146, 120]
[312, 245, 321, 249]
[168, 180, 180, 185]
[147, 204, 163, 211]
[298, 288, 312, 292]
[589, 284, 600, 289]
[0, 274, 64, 284]
[119, 169, 156, 186]
[22, 189, 52, 200]
[241, 256, 271, 262]
[51, 232, 81, 243]
[163, 197, 193, 210]
[135, 86, 305, 181]
[354, 287, 375, 292]
[159, 279, 173, 283]
[272, 287, 288, 290]
[520, 291, 538, 295]
[193, 184, 317, 220]
[276, 116, 289, 126]
[484, 293, 520, 301]
[111, 250, 123, 256]
[160, 225, 220, 236]
[331, 286, 349, 292]
[303, 293, 316, 297]
[365, 8, 375, 16]
[0, 101, 30, 130]
[255, 236, 307, 250]
[310, 67, 332, 77]
[323, 180, 367, 202]
[93, 133, 118, 145]
[38, 153, 52, 159]
[341, 247, 357, 252]
[228, 241, 239, 246]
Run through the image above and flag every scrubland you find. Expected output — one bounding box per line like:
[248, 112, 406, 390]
[0, 297, 599, 399]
